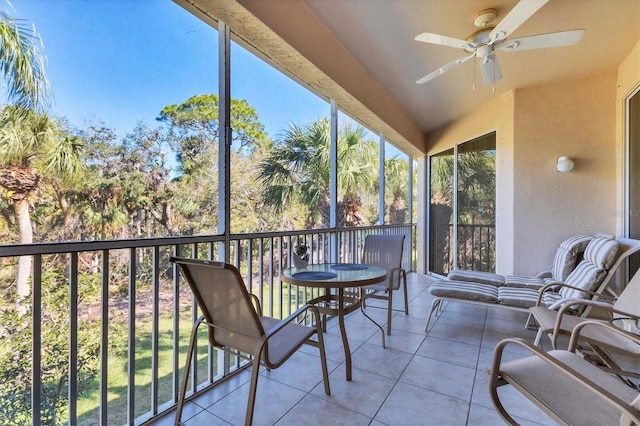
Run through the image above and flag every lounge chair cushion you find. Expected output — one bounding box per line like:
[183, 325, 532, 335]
[583, 236, 621, 270]
[558, 237, 621, 301]
[429, 280, 498, 302]
[497, 287, 539, 308]
[446, 270, 504, 286]
[446, 234, 594, 288]
[503, 275, 544, 289]
[550, 234, 594, 281]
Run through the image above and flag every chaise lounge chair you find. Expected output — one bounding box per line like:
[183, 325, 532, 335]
[448, 233, 596, 288]
[425, 235, 640, 331]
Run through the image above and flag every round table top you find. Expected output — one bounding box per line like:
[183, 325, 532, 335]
[281, 263, 387, 289]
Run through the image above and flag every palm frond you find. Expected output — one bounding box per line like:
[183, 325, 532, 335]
[0, 7, 49, 111]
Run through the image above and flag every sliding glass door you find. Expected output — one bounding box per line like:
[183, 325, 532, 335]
[429, 133, 496, 275]
[627, 87, 640, 277]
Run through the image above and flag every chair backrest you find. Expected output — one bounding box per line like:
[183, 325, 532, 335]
[559, 236, 621, 301]
[362, 234, 405, 289]
[550, 234, 594, 281]
[171, 257, 265, 354]
[556, 237, 640, 316]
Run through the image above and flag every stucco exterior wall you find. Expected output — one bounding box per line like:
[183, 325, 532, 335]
[512, 72, 618, 275]
[425, 94, 515, 275]
[426, 72, 620, 276]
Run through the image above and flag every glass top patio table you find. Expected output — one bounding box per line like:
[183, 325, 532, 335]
[281, 263, 387, 381]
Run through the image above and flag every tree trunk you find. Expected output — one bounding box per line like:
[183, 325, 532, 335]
[0, 167, 39, 299]
[389, 195, 407, 224]
[14, 197, 33, 298]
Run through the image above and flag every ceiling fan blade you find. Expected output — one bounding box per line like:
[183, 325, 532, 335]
[499, 29, 584, 51]
[415, 32, 472, 50]
[479, 54, 502, 84]
[416, 54, 474, 84]
[490, 0, 549, 42]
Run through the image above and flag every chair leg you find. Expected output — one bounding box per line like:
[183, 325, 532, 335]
[402, 271, 409, 315]
[525, 312, 537, 330]
[424, 298, 441, 332]
[533, 327, 544, 347]
[314, 319, 331, 396]
[245, 354, 262, 426]
[175, 318, 203, 426]
[387, 290, 393, 335]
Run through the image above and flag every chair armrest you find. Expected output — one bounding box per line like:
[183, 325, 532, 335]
[249, 294, 263, 316]
[549, 299, 634, 348]
[534, 281, 568, 305]
[535, 281, 614, 307]
[263, 303, 320, 338]
[385, 267, 406, 290]
[569, 320, 640, 351]
[536, 270, 552, 279]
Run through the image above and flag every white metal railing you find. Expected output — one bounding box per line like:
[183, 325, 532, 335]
[0, 224, 414, 425]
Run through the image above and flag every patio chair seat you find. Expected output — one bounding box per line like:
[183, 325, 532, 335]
[489, 322, 640, 426]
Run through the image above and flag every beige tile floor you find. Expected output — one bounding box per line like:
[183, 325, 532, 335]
[150, 273, 560, 426]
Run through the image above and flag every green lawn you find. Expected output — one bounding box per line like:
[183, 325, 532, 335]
[75, 283, 317, 425]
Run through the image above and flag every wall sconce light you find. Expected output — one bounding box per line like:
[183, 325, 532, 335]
[556, 156, 574, 173]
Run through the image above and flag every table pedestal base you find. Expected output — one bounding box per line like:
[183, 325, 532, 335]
[308, 289, 385, 380]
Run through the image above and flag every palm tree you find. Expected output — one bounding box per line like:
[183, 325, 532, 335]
[0, 106, 83, 298]
[0, 3, 49, 111]
[258, 118, 376, 228]
[385, 157, 409, 224]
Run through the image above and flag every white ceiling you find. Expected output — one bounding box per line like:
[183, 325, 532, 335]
[303, 0, 640, 133]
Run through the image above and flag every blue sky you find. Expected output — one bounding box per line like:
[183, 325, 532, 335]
[12, 0, 329, 140]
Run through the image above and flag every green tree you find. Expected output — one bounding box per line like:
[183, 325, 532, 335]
[258, 118, 377, 228]
[0, 2, 49, 111]
[385, 156, 408, 224]
[157, 94, 267, 235]
[0, 107, 83, 298]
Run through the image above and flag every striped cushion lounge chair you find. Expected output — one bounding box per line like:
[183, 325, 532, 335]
[424, 236, 640, 331]
[447, 233, 596, 289]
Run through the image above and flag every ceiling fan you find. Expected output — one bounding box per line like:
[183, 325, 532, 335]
[414, 0, 584, 86]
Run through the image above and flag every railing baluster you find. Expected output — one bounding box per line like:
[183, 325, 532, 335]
[151, 246, 160, 414]
[190, 244, 198, 395]
[172, 245, 180, 402]
[127, 247, 136, 425]
[100, 250, 109, 424]
[32, 254, 42, 426]
[69, 252, 78, 423]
